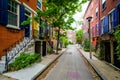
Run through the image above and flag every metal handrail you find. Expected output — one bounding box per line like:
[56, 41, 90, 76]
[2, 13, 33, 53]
[4, 38, 32, 71]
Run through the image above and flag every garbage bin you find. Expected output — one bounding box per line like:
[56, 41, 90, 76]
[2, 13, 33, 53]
[35, 41, 41, 55]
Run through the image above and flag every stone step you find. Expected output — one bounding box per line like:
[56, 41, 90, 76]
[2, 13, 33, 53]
[0, 61, 6, 73]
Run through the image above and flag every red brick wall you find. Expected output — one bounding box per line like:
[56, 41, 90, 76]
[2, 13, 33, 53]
[0, 0, 39, 58]
[0, 25, 24, 57]
[19, 0, 38, 11]
[83, 0, 120, 47]
[100, 0, 120, 18]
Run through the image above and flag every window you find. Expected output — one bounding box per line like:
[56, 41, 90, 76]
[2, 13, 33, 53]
[101, 19, 104, 35]
[8, 0, 19, 28]
[92, 27, 94, 37]
[108, 13, 113, 32]
[96, 7, 98, 17]
[37, 0, 42, 10]
[96, 23, 99, 36]
[102, 0, 106, 11]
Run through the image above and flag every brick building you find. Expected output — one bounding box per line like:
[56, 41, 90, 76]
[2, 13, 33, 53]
[0, 0, 55, 73]
[0, 0, 39, 57]
[83, 0, 120, 68]
[67, 30, 76, 44]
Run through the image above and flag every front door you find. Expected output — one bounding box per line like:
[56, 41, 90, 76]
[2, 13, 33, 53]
[24, 15, 30, 37]
[24, 10, 31, 37]
[104, 42, 111, 63]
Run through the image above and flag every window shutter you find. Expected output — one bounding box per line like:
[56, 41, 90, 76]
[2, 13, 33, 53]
[104, 16, 109, 33]
[100, 20, 103, 35]
[98, 23, 100, 36]
[113, 9, 118, 28]
[103, 18, 105, 33]
[20, 5, 25, 29]
[0, 0, 8, 25]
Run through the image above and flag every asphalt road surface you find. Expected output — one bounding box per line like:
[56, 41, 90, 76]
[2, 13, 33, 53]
[44, 45, 94, 80]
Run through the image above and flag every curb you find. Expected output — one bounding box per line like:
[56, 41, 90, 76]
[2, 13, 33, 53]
[77, 48, 107, 80]
[32, 49, 67, 80]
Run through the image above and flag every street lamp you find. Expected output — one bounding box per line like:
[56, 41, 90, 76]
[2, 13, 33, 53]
[86, 16, 92, 59]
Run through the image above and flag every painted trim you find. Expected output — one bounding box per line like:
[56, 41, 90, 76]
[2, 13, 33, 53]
[101, 8, 115, 20]
[23, 3, 37, 14]
[108, 8, 115, 15]
[18, 4, 20, 28]
[15, 0, 21, 4]
[37, 0, 43, 11]
[7, 24, 20, 30]
[24, 8, 33, 38]
[7, 4, 20, 29]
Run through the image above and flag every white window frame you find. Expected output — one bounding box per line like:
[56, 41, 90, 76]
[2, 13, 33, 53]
[101, 19, 104, 34]
[23, 3, 37, 38]
[96, 23, 99, 36]
[37, 0, 42, 11]
[108, 12, 113, 32]
[24, 8, 32, 38]
[7, 0, 20, 29]
[102, 0, 106, 11]
[102, 0, 106, 4]
[96, 7, 98, 17]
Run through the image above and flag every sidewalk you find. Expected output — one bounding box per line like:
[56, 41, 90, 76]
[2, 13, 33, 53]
[0, 49, 66, 80]
[78, 46, 120, 80]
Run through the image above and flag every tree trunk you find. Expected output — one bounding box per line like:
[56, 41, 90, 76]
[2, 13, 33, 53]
[56, 27, 60, 54]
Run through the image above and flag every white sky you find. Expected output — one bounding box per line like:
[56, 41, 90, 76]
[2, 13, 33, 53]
[71, 1, 89, 30]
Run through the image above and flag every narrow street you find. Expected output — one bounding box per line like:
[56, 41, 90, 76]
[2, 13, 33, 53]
[44, 45, 94, 80]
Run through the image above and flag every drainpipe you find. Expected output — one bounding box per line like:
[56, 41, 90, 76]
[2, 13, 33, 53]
[98, 0, 101, 37]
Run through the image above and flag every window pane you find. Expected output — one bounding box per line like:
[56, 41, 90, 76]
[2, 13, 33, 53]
[37, 0, 42, 9]
[102, 0, 106, 4]
[8, 0, 18, 26]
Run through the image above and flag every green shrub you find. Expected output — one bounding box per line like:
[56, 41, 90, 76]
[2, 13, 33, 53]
[8, 52, 41, 71]
[83, 38, 90, 51]
[47, 49, 54, 54]
[58, 48, 62, 50]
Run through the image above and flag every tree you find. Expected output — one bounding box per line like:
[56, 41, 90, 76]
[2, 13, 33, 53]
[23, 0, 89, 53]
[76, 29, 84, 44]
[60, 31, 69, 48]
[114, 25, 120, 61]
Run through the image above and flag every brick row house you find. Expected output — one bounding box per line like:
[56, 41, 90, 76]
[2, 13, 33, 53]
[0, 0, 55, 73]
[83, 0, 120, 68]
[67, 30, 76, 44]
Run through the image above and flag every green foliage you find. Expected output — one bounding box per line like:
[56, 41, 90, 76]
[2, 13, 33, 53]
[83, 38, 90, 51]
[114, 25, 120, 60]
[21, 17, 32, 26]
[58, 48, 62, 50]
[95, 40, 104, 60]
[60, 32, 69, 48]
[8, 52, 41, 71]
[21, 0, 89, 52]
[68, 41, 73, 44]
[47, 49, 54, 54]
[76, 29, 83, 44]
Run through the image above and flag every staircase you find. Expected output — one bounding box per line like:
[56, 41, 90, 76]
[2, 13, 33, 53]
[0, 37, 34, 73]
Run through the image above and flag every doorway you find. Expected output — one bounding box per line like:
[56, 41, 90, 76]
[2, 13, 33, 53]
[24, 9, 31, 37]
[104, 42, 111, 63]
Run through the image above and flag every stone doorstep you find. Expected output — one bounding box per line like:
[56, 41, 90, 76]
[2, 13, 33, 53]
[0, 75, 17, 80]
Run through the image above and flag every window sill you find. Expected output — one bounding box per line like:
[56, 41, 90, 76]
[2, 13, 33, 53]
[7, 24, 20, 30]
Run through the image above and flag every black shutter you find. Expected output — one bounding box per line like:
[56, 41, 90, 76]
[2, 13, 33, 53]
[20, 5, 25, 29]
[0, 0, 8, 25]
